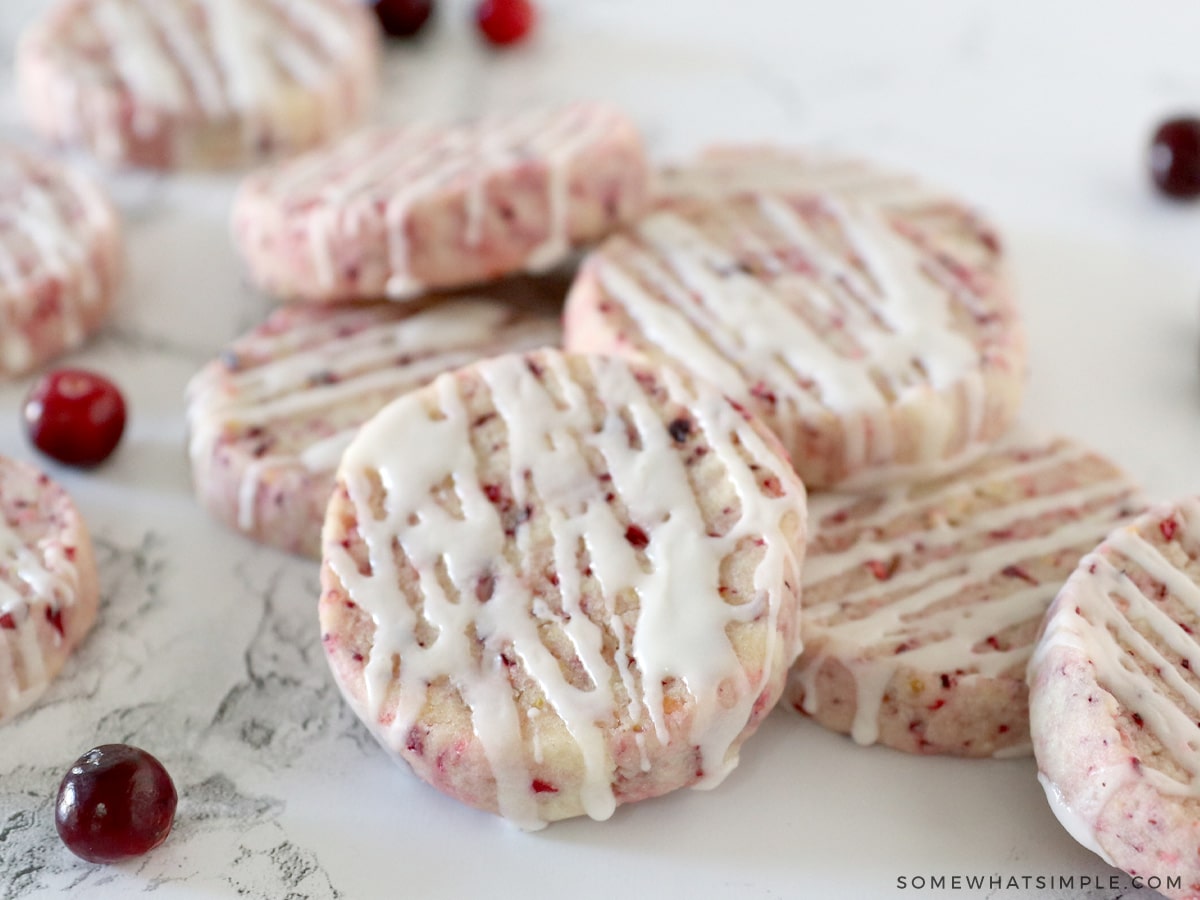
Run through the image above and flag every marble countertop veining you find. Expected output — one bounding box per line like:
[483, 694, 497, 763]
[2, 2, 1200, 899]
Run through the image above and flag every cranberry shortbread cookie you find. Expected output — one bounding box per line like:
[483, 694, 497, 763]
[319, 349, 806, 828]
[187, 296, 559, 558]
[17, 0, 379, 169]
[563, 192, 1026, 489]
[233, 102, 649, 303]
[655, 145, 1004, 278]
[1030, 497, 1200, 899]
[0, 456, 99, 724]
[0, 147, 122, 376]
[789, 434, 1142, 756]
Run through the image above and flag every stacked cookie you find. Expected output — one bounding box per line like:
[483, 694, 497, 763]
[0, 0, 387, 727]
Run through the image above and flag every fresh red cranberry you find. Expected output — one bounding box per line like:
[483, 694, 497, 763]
[23, 369, 126, 467]
[55, 744, 178, 864]
[1149, 116, 1200, 199]
[475, 0, 536, 46]
[371, 0, 434, 38]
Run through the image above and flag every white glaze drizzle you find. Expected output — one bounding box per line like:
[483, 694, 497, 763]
[658, 148, 958, 214]
[592, 193, 997, 479]
[794, 436, 1140, 749]
[246, 103, 632, 299]
[1033, 499, 1200, 799]
[326, 352, 804, 829]
[45, 0, 364, 157]
[185, 298, 559, 538]
[0, 150, 112, 371]
[0, 472, 82, 719]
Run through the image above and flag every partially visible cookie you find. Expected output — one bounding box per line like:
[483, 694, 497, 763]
[319, 349, 806, 828]
[0, 456, 99, 724]
[17, 0, 379, 169]
[0, 147, 122, 376]
[187, 296, 560, 558]
[1030, 497, 1200, 898]
[789, 434, 1142, 756]
[233, 102, 649, 303]
[655, 145, 1003, 277]
[563, 192, 1026, 489]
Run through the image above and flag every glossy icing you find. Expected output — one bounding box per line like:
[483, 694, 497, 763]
[186, 298, 559, 538]
[794, 435, 1141, 751]
[325, 351, 805, 828]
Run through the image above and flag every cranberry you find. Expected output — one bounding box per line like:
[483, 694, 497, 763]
[371, 0, 434, 38]
[55, 744, 177, 864]
[475, 0, 536, 46]
[23, 369, 126, 467]
[1149, 116, 1200, 199]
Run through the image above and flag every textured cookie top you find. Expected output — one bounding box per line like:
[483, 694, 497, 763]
[21, 0, 373, 121]
[655, 145, 1002, 274]
[798, 435, 1142, 747]
[321, 349, 806, 828]
[566, 192, 1024, 486]
[186, 297, 559, 535]
[0, 146, 120, 372]
[1031, 497, 1200, 859]
[0, 456, 92, 715]
[236, 102, 644, 295]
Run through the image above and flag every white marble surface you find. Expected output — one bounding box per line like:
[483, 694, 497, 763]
[2, 1, 1200, 898]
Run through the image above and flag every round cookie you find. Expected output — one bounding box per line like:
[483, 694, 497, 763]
[17, 0, 379, 170]
[655, 144, 1004, 279]
[0, 147, 122, 377]
[186, 295, 560, 559]
[319, 349, 806, 828]
[1030, 497, 1200, 898]
[562, 191, 1026, 490]
[789, 434, 1143, 756]
[232, 102, 649, 303]
[0, 456, 99, 724]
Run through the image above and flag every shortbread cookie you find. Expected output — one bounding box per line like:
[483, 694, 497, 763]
[319, 349, 806, 828]
[187, 296, 560, 558]
[0, 456, 99, 724]
[233, 102, 649, 303]
[0, 147, 122, 376]
[17, 0, 379, 170]
[655, 145, 1004, 277]
[1030, 497, 1200, 898]
[788, 434, 1142, 757]
[562, 192, 1026, 489]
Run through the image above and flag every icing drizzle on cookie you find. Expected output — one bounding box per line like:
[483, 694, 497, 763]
[793, 434, 1142, 752]
[31, 0, 368, 157]
[582, 192, 1019, 486]
[1034, 497, 1200, 800]
[186, 298, 558, 541]
[0, 461, 85, 720]
[325, 351, 805, 829]
[239, 102, 634, 299]
[0, 149, 115, 373]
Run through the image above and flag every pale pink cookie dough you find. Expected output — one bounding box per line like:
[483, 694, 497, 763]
[187, 295, 560, 559]
[17, 0, 379, 170]
[655, 145, 1005, 279]
[319, 349, 806, 828]
[0, 456, 99, 724]
[563, 192, 1026, 490]
[0, 146, 123, 377]
[788, 434, 1143, 757]
[1030, 497, 1200, 899]
[232, 102, 650, 303]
